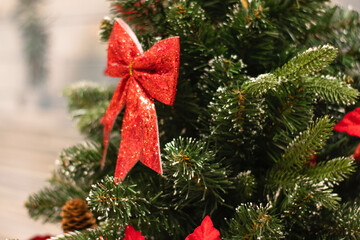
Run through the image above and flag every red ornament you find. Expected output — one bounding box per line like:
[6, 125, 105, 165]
[334, 108, 360, 137]
[185, 216, 221, 240]
[352, 143, 360, 162]
[101, 18, 180, 181]
[123, 225, 145, 240]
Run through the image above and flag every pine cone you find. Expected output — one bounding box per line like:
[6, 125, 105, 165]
[60, 198, 97, 233]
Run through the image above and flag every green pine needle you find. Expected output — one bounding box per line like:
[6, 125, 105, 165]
[87, 176, 152, 224]
[234, 170, 257, 201]
[63, 81, 115, 137]
[163, 137, 233, 212]
[47, 219, 122, 240]
[25, 182, 88, 223]
[63, 81, 114, 111]
[328, 202, 360, 238]
[282, 179, 340, 215]
[243, 73, 280, 96]
[306, 157, 356, 183]
[58, 141, 114, 185]
[275, 45, 338, 78]
[225, 203, 284, 240]
[305, 75, 359, 105]
[267, 117, 336, 190]
[281, 116, 334, 169]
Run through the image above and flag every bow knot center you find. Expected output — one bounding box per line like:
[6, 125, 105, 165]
[129, 61, 134, 76]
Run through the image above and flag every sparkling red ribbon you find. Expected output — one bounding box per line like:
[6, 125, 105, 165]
[101, 18, 180, 181]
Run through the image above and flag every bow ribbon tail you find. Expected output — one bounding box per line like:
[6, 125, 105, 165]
[114, 78, 162, 181]
[100, 76, 129, 169]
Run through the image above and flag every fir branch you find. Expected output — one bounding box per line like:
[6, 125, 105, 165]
[23, 0, 360, 238]
[87, 176, 184, 238]
[243, 73, 281, 96]
[265, 0, 329, 45]
[326, 202, 360, 238]
[63, 81, 115, 137]
[222, 0, 281, 73]
[280, 179, 341, 237]
[267, 117, 335, 190]
[281, 116, 334, 169]
[48, 218, 126, 240]
[49, 229, 103, 240]
[48, 220, 121, 240]
[99, 17, 114, 42]
[267, 169, 300, 191]
[63, 81, 114, 111]
[304, 75, 359, 105]
[282, 179, 340, 215]
[166, 0, 222, 72]
[163, 137, 233, 212]
[110, 0, 167, 45]
[305, 6, 360, 82]
[225, 203, 284, 240]
[87, 176, 153, 224]
[205, 54, 247, 90]
[209, 83, 270, 145]
[26, 182, 88, 223]
[233, 170, 257, 201]
[275, 45, 338, 78]
[307, 182, 340, 210]
[305, 157, 356, 183]
[74, 101, 109, 137]
[58, 141, 116, 186]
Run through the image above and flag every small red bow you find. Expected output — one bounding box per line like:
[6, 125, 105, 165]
[101, 18, 180, 181]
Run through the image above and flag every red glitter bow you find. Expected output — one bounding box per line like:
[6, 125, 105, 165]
[101, 18, 180, 181]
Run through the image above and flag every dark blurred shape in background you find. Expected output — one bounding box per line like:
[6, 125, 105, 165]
[14, 0, 49, 107]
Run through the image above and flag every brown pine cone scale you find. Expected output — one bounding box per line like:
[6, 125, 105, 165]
[60, 198, 97, 233]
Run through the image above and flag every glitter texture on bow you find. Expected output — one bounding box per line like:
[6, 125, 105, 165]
[101, 18, 180, 181]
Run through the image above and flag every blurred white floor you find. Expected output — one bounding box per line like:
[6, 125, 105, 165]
[0, 108, 82, 239]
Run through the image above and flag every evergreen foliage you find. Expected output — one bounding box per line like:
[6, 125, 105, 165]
[26, 180, 88, 223]
[225, 203, 283, 239]
[63, 82, 115, 138]
[26, 0, 360, 239]
[326, 202, 360, 238]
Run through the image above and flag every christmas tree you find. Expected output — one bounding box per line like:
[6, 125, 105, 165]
[26, 0, 360, 239]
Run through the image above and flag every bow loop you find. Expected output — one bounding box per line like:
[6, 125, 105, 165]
[132, 37, 180, 105]
[105, 18, 143, 77]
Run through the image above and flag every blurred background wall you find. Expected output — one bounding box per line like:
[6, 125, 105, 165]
[0, 1, 110, 239]
[333, 0, 360, 10]
[0, 0, 111, 113]
[0, 0, 359, 239]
